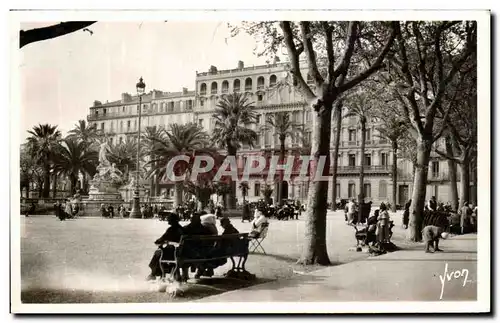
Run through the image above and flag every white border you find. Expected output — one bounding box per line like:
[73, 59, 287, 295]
[9, 9, 491, 314]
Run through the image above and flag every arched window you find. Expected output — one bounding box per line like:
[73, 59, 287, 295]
[221, 80, 229, 94]
[270, 74, 277, 86]
[363, 182, 371, 199]
[245, 78, 253, 91]
[257, 76, 265, 90]
[211, 82, 218, 94]
[200, 83, 207, 95]
[233, 79, 241, 92]
[379, 180, 387, 199]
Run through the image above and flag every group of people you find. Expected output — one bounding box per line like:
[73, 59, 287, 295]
[54, 199, 80, 221]
[344, 199, 372, 225]
[146, 203, 270, 282]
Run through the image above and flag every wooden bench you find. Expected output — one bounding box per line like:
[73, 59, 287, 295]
[159, 233, 254, 283]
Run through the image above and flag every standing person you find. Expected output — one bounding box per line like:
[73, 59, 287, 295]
[65, 200, 73, 218]
[140, 205, 146, 219]
[460, 201, 473, 234]
[25, 202, 36, 217]
[242, 201, 251, 223]
[428, 196, 437, 212]
[422, 225, 449, 253]
[108, 205, 114, 218]
[376, 203, 391, 243]
[295, 200, 302, 220]
[403, 199, 411, 229]
[153, 204, 158, 218]
[347, 199, 356, 225]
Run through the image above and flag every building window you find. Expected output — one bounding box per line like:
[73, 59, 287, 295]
[200, 98, 205, 107]
[348, 154, 356, 167]
[110, 137, 113, 145]
[101, 123, 104, 130]
[432, 161, 440, 178]
[122, 106, 125, 112]
[119, 137, 123, 144]
[379, 181, 387, 199]
[256, 114, 261, 124]
[305, 131, 312, 145]
[306, 111, 312, 122]
[257, 76, 265, 90]
[381, 153, 388, 166]
[211, 82, 218, 94]
[270, 74, 277, 87]
[364, 154, 371, 166]
[134, 120, 137, 130]
[198, 119, 203, 127]
[200, 83, 207, 95]
[363, 183, 371, 198]
[168, 102, 174, 112]
[233, 79, 241, 92]
[103, 108, 107, 115]
[365, 129, 371, 141]
[245, 77, 252, 91]
[127, 121, 131, 130]
[348, 129, 357, 142]
[221, 80, 229, 94]
[255, 134, 261, 146]
[120, 121, 123, 132]
[336, 183, 340, 198]
[186, 100, 193, 110]
[258, 94, 263, 102]
[254, 183, 261, 197]
[348, 183, 356, 198]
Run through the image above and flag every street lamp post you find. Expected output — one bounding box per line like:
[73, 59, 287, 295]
[130, 77, 146, 218]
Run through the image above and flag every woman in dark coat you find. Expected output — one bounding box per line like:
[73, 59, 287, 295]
[403, 199, 411, 229]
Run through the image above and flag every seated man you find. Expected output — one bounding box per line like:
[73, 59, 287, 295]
[200, 213, 219, 235]
[249, 206, 269, 239]
[183, 213, 214, 279]
[146, 213, 184, 281]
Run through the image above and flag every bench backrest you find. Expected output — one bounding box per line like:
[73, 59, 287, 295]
[175, 233, 249, 261]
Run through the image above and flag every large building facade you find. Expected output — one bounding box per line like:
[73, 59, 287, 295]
[87, 60, 470, 207]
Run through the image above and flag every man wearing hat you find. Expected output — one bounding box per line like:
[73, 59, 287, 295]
[422, 225, 449, 253]
[147, 213, 184, 281]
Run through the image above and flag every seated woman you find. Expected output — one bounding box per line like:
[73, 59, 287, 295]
[249, 206, 269, 239]
[146, 213, 184, 281]
[200, 213, 219, 235]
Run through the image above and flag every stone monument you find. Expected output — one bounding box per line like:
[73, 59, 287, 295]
[81, 138, 126, 216]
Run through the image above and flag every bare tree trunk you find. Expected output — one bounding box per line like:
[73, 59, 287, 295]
[459, 162, 470, 207]
[226, 144, 238, 209]
[174, 182, 183, 208]
[297, 103, 332, 266]
[330, 102, 342, 211]
[407, 138, 432, 241]
[52, 173, 57, 198]
[358, 118, 366, 223]
[391, 141, 398, 212]
[155, 174, 160, 196]
[43, 164, 51, 198]
[446, 136, 459, 211]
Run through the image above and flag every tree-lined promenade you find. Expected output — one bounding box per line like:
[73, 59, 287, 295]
[20, 20, 477, 268]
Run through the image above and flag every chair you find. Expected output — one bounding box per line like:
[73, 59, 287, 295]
[249, 222, 269, 254]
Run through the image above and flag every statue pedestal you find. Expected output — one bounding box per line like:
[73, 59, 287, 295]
[81, 179, 124, 217]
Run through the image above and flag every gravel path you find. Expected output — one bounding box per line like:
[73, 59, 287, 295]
[20, 210, 411, 303]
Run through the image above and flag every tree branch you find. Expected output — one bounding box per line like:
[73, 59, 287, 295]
[20, 22, 97, 48]
[337, 22, 397, 93]
[412, 22, 430, 108]
[332, 22, 358, 85]
[300, 22, 324, 87]
[435, 148, 462, 164]
[322, 22, 335, 85]
[280, 21, 315, 101]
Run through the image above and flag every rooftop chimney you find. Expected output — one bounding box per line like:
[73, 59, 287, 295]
[182, 87, 188, 94]
[209, 65, 218, 74]
[237, 60, 244, 69]
[93, 100, 102, 107]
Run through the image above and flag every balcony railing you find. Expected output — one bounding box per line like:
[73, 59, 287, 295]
[211, 89, 218, 95]
[245, 86, 252, 91]
[200, 90, 207, 96]
[337, 165, 392, 173]
[257, 85, 265, 90]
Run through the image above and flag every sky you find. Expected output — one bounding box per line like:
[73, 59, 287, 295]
[18, 21, 273, 140]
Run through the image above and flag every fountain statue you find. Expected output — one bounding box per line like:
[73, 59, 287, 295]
[82, 137, 127, 216]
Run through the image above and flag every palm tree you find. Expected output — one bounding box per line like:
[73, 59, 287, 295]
[67, 120, 100, 147]
[262, 112, 300, 205]
[52, 138, 98, 195]
[239, 181, 249, 204]
[67, 120, 99, 193]
[26, 124, 61, 198]
[212, 92, 258, 209]
[148, 123, 213, 208]
[376, 115, 407, 212]
[262, 184, 274, 205]
[142, 126, 164, 197]
[214, 181, 231, 209]
[344, 92, 376, 223]
[108, 138, 138, 182]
